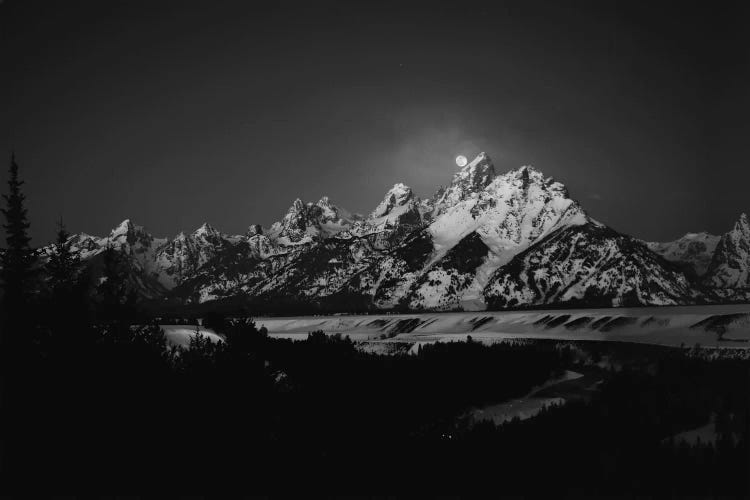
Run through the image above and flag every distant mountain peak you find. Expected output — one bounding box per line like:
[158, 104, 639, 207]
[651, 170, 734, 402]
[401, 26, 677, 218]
[647, 231, 720, 277]
[457, 152, 496, 184]
[315, 196, 351, 220]
[267, 195, 358, 244]
[736, 212, 749, 232]
[193, 222, 220, 238]
[390, 182, 412, 194]
[371, 183, 415, 219]
[247, 224, 264, 237]
[108, 218, 153, 246]
[490, 164, 571, 201]
[704, 213, 750, 288]
[723, 213, 750, 243]
[111, 218, 135, 235]
[433, 152, 496, 212]
[290, 198, 305, 212]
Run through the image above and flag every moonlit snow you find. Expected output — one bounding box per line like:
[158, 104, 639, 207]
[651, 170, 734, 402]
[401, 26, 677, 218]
[259, 304, 750, 349]
[160, 325, 224, 347]
[469, 370, 585, 425]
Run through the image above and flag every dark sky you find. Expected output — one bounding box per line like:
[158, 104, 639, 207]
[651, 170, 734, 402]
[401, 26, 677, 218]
[1, 0, 749, 245]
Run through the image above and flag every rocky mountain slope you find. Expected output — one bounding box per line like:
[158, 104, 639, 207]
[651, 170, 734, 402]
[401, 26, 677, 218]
[704, 213, 750, 289]
[646, 232, 719, 277]
[38, 153, 749, 311]
[485, 222, 698, 308]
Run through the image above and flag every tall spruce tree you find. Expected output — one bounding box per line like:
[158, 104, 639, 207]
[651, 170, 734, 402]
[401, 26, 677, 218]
[1, 153, 34, 311]
[97, 239, 128, 321]
[45, 217, 80, 297]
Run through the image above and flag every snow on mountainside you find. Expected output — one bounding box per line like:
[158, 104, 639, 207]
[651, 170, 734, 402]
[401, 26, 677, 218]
[267, 197, 362, 246]
[371, 182, 414, 219]
[704, 213, 750, 289]
[484, 222, 698, 308]
[170, 154, 595, 310]
[172, 184, 433, 304]
[403, 231, 492, 311]
[39, 151, 748, 311]
[79, 219, 169, 298]
[322, 159, 593, 311]
[646, 232, 719, 277]
[154, 223, 234, 288]
[367, 183, 423, 233]
[422, 163, 590, 310]
[431, 152, 496, 214]
[346, 183, 425, 249]
[40, 219, 238, 297]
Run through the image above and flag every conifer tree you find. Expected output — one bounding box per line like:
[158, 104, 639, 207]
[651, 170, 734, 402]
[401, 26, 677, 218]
[1, 153, 34, 311]
[45, 217, 80, 297]
[97, 239, 127, 320]
[0, 154, 38, 486]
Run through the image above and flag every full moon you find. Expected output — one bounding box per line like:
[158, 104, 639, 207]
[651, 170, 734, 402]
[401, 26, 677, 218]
[456, 155, 468, 167]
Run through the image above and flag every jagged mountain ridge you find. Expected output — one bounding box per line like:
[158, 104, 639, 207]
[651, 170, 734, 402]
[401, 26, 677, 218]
[485, 222, 698, 308]
[704, 213, 750, 289]
[267, 196, 363, 246]
[646, 232, 719, 277]
[39, 153, 749, 311]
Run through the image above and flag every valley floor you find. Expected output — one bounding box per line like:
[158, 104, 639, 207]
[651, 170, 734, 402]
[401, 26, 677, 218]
[257, 304, 750, 349]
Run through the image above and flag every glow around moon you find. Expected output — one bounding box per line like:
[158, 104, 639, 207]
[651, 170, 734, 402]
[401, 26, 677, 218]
[455, 155, 468, 167]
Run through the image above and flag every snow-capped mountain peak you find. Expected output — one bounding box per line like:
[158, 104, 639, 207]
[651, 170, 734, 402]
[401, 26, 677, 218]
[315, 196, 342, 220]
[495, 165, 569, 198]
[433, 152, 497, 212]
[267, 196, 359, 245]
[290, 198, 305, 213]
[722, 213, 749, 247]
[193, 222, 220, 238]
[428, 162, 588, 254]
[110, 218, 135, 238]
[108, 219, 155, 247]
[359, 162, 593, 311]
[371, 183, 415, 219]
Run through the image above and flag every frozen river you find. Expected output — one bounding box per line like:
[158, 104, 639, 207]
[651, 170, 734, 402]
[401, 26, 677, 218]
[256, 304, 750, 348]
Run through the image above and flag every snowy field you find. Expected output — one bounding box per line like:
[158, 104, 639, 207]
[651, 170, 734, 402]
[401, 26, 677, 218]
[468, 370, 588, 425]
[160, 325, 223, 348]
[257, 304, 750, 349]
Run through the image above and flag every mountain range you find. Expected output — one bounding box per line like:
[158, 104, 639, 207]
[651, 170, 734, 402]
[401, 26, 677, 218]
[39, 153, 750, 313]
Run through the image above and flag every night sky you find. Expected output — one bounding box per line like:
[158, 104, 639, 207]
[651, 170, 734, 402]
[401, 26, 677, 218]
[1, 0, 748, 245]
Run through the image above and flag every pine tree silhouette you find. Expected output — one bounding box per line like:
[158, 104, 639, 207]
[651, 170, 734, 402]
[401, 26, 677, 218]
[97, 239, 128, 321]
[45, 217, 80, 297]
[1, 153, 34, 313]
[0, 154, 41, 489]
